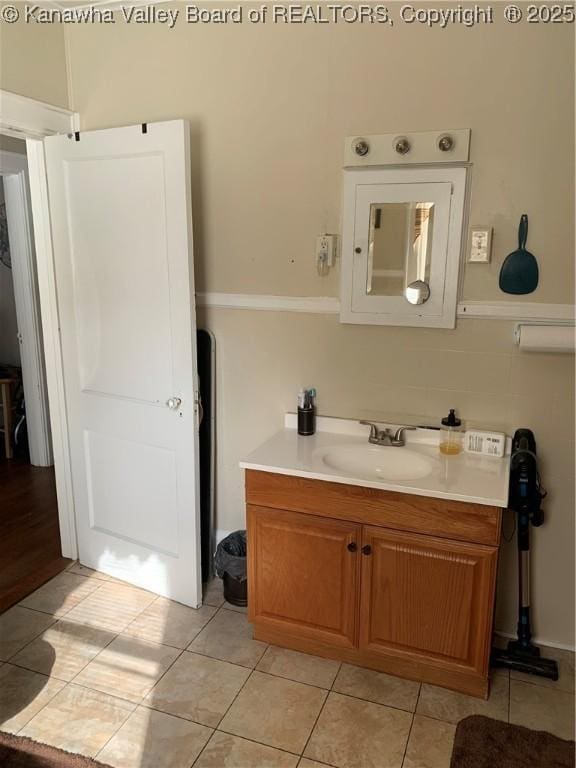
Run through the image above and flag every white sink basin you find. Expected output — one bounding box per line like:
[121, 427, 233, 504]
[317, 444, 436, 482]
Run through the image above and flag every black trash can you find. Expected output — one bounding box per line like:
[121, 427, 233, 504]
[214, 530, 247, 606]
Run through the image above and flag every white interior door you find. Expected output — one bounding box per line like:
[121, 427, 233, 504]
[44, 120, 202, 607]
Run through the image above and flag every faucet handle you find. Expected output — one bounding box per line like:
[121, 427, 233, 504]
[392, 425, 416, 444]
[360, 420, 381, 440]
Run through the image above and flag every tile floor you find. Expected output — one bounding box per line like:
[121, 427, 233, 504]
[0, 564, 574, 768]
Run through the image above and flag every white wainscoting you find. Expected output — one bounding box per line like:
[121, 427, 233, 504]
[197, 292, 574, 323]
[197, 293, 340, 314]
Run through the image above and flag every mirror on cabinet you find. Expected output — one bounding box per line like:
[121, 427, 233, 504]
[366, 201, 434, 299]
[340, 166, 468, 328]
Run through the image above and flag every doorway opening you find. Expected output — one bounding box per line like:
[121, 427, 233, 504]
[0, 141, 69, 612]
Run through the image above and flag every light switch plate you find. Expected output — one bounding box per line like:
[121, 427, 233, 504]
[468, 226, 493, 263]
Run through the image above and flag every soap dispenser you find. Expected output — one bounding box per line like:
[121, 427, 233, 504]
[439, 409, 463, 455]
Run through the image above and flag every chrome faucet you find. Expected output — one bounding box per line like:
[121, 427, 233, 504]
[360, 421, 416, 447]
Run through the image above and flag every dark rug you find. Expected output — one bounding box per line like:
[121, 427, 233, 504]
[451, 715, 575, 768]
[0, 732, 111, 768]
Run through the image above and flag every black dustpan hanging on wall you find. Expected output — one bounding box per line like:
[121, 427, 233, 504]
[499, 214, 539, 295]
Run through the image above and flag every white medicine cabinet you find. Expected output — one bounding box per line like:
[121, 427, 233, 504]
[340, 166, 468, 328]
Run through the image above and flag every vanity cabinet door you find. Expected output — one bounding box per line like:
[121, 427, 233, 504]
[247, 506, 361, 649]
[359, 526, 498, 675]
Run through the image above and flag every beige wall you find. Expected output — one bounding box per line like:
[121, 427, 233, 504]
[65, 6, 574, 303]
[65, 6, 575, 647]
[0, 9, 69, 107]
[0, 135, 26, 154]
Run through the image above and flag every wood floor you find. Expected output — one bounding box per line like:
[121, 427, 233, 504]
[0, 458, 70, 613]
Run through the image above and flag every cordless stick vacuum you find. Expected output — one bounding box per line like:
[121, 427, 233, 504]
[491, 429, 558, 680]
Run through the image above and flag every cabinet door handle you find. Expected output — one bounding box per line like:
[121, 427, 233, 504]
[347, 542, 357, 552]
[361, 544, 372, 556]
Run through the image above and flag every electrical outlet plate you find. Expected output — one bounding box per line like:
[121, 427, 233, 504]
[316, 234, 337, 273]
[468, 226, 493, 263]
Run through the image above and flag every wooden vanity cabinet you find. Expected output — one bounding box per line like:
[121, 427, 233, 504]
[246, 470, 502, 698]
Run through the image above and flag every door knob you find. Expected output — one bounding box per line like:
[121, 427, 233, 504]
[347, 542, 358, 553]
[166, 397, 182, 410]
[361, 544, 372, 556]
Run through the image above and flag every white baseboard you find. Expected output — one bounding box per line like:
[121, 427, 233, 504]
[494, 630, 575, 653]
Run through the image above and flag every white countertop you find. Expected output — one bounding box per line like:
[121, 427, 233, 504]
[240, 415, 510, 508]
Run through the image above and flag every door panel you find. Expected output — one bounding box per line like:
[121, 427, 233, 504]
[84, 430, 178, 555]
[248, 506, 361, 648]
[360, 526, 498, 673]
[44, 121, 202, 606]
[65, 153, 173, 402]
